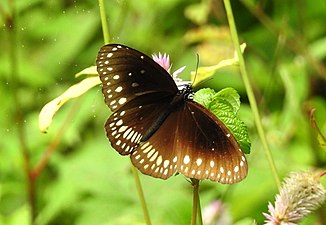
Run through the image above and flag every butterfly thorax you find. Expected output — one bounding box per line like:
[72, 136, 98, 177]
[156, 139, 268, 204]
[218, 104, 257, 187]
[140, 85, 193, 142]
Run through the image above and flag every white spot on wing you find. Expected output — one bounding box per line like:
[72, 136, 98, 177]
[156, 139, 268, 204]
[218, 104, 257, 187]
[123, 127, 132, 138]
[126, 130, 135, 140]
[115, 86, 123, 92]
[149, 151, 158, 162]
[196, 158, 202, 166]
[118, 97, 127, 105]
[156, 155, 163, 166]
[132, 82, 139, 87]
[110, 100, 116, 105]
[143, 145, 152, 154]
[163, 160, 170, 168]
[116, 119, 123, 126]
[141, 142, 150, 150]
[183, 155, 190, 164]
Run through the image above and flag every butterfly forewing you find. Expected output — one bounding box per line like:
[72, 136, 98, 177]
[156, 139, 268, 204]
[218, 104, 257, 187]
[96, 44, 178, 112]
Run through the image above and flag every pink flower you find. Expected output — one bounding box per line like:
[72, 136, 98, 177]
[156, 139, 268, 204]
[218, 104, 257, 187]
[152, 52, 186, 77]
[152, 52, 172, 73]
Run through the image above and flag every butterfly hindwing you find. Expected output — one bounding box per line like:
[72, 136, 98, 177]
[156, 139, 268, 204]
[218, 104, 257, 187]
[131, 101, 247, 183]
[176, 101, 247, 184]
[105, 97, 174, 155]
[130, 108, 181, 179]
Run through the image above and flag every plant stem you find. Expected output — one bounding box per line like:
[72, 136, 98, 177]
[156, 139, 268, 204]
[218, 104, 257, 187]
[6, 3, 36, 224]
[97, 1, 151, 224]
[223, 0, 281, 188]
[197, 195, 203, 225]
[131, 165, 152, 225]
[98, 0, 110, 44]
[31, 99, 81, 179]
[191, 179, 202, 225]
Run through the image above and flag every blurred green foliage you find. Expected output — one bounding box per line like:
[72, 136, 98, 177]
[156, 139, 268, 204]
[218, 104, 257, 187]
[1, 0, 326, 225]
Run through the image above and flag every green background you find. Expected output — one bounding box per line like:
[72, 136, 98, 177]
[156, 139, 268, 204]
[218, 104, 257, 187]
[1, 0, 326, 224]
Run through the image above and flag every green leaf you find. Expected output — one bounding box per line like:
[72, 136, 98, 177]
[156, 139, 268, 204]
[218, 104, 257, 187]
[194, 88, 251, 154]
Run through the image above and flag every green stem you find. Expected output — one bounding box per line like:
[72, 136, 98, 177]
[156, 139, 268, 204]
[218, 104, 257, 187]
[98, 0, 110, 44]
[6, 3, 36, 224]
[191, 179, 202, 225]
[131, 165, 152, 225]
[197, 189, 203, 225]
[97, 1, 151, 224]
[223, 0, 281, 188]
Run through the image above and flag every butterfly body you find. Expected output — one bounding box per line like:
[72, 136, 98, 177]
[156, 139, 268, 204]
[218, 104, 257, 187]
[96, 44, 247, 184]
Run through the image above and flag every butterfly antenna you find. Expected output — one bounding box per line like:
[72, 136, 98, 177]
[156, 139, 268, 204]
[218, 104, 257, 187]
[192, 54, 213, 88]
[191, 54, 200, 86]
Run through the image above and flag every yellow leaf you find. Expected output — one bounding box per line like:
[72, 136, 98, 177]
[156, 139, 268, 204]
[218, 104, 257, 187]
[191, 43, 246, 86]
[39, 76, 101, 133]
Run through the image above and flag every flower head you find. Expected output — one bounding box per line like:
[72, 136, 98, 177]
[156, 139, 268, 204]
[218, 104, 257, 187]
[263, 171, 326, 225]
[152, 52, 172, 73]
[152, 52, 186, 77]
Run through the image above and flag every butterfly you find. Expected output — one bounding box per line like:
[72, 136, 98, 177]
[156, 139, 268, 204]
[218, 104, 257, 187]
[96, 44, 247, 184]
